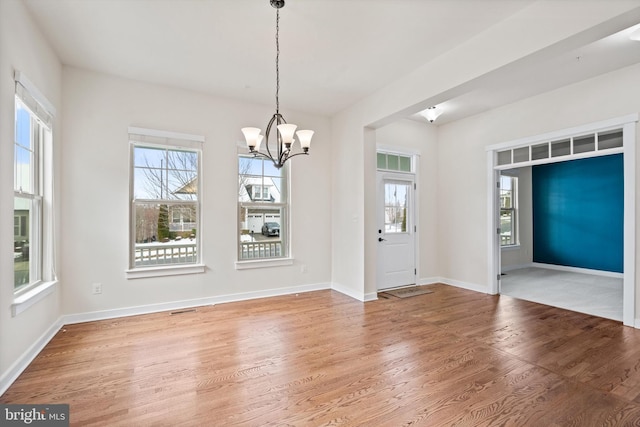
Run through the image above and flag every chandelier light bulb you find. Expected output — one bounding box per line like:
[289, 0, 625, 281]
[296, 130, 314, 152]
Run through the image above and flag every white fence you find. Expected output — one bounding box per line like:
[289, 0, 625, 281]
[135, 242, 197, 266]
[240, 240, 282, 260]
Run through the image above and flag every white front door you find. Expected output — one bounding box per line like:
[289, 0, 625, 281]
[377, 172, 416, 290]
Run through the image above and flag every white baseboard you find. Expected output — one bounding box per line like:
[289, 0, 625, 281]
[418, 277, 441, 286]
[0, 282, 331, 396]
[438, 277, 489, 294]
[501, 263, 533, 273]
[502, 262, 624, 279]
[531, 262, 624, 278]
[0, 317, 64, 396]
[64, 282, 332, 325]
[331, 282, 366, 301]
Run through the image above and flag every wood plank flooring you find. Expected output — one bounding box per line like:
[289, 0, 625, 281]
[4, 284, 640, 426]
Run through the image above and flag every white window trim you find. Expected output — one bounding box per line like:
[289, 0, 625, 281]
[237, 154, 291, 264]
[235, 258, 294, 270]
[500, 175, 519, 248]
[12, 71, 57, 315]
[126, 264, 205, 279]
[128, 127, 204, 277]
[12, 280, 58, 317]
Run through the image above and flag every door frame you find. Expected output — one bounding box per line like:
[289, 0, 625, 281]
[375, 146, 419, 291]
[486, 114, 637, 327]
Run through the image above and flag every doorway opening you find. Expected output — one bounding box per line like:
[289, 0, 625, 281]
[487, 114, 637, 326]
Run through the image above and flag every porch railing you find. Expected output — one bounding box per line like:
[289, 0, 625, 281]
[135, 243, 197, 266]
[240, 240, 282, 260]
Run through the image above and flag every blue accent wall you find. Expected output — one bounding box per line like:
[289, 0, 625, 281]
[532, 154, 623, 273]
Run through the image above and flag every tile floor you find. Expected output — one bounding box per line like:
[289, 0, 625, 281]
[500, 266, 623, 321]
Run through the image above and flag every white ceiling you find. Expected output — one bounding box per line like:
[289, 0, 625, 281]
[23, 0, 640, 124]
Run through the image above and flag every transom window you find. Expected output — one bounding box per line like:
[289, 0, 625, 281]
[238, 155, 288, 260]
[377, 152, 413, 172]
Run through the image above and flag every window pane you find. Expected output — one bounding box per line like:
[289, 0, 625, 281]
[573, 134, 595, 154]
[377, 153, 386, 169]
[513, 147, 529, 163]
[497, 150, 511, 165]
[500, 209, 515, 246]
[598, 130, 623, 150]
[531, 143, 549, 160]
[551, 139, 571, 157]
[239, 206, 284, 259]
[15, 103, 32, 150]
[14, 197, 31, 289]
[399, 156, 411, 172]
[133, 202, 197, 267]
[387, 155, 399, 171]
[500, 175, 517, 246]
[14, 145, 32, 193]
[384, 182, 410, 233]
[134, 147, 198, 200]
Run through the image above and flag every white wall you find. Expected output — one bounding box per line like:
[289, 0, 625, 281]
[331, 1, 640, 299]
[0, 0, 62, 390]
[437, 62, 640, 292]
[60, 67, 332, 316]
[374, 120, 439, 286]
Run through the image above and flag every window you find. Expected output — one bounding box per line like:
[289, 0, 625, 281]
[377, 152, 412, 172]
[238, 155, 288, 260]
[129, 128, 203, 271]
[13, 75, 55, 295]
[384, 181, 410, 233]
[500, 175, 518, 246]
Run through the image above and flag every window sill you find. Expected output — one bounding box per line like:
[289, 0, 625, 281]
[235, 258, 294, 270]
[12, 280, 58, 317]
[501, 244, 521, 251]
[126, 264, 205, 279]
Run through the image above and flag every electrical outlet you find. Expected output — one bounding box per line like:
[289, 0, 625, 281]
[92, 283, 102, 294]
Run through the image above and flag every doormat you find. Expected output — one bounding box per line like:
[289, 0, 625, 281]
[382, 286, 434, 299]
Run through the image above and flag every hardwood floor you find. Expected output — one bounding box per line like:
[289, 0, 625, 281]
[4, 284, 640, 426]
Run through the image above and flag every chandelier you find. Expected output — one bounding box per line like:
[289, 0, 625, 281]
[241, 0, 313, 169]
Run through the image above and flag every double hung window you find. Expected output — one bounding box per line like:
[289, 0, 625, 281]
[14, 75, 55, 295]
[500, 175, 518, 246]
[129, 128, 203, 272]
[238, 155, 289, 260]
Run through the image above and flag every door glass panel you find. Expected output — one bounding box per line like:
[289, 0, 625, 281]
[384, 181, 410, 233]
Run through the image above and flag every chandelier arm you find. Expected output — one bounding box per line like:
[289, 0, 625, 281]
[264, 113, 278, 161]
[281, 151, 309, 161]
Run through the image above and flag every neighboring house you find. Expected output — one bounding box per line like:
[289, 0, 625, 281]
[238, 176, 281, 234]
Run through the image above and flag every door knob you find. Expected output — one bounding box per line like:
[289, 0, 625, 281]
[378, 237, 386, 242]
